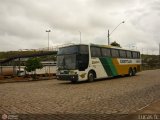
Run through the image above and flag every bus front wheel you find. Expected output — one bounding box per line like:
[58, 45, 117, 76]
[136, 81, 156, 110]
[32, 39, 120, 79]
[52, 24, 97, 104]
[71, 80, 77, 83]
[88, 71, 95, 82]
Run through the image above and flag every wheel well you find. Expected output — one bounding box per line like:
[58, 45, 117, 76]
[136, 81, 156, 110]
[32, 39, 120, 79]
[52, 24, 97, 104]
[129, 67, 132, 71]
[88, 70, 97, 78]
[133, 67, 137, 72]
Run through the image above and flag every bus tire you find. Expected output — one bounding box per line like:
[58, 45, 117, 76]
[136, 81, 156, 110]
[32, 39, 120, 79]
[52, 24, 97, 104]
[128, 68, 133, 77]
[71, 80, 77, 83]
[132, 68, 137, 76]
[88, 71, 95, 82]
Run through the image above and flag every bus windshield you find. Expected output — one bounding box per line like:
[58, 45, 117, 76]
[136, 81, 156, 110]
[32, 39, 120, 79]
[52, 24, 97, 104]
[57, 45, 89, 70]
[57, 54, 77, 70]
[58, 46, 78, 55]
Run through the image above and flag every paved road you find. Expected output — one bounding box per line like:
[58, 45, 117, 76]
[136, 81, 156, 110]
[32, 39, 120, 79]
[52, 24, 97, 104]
[0, 69, 160, 118]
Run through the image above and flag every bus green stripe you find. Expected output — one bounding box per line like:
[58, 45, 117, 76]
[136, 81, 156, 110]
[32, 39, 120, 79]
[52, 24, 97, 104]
[109, 59, 118, 76]
[99, 57, 112, 76]
[99, 57, 118, 77]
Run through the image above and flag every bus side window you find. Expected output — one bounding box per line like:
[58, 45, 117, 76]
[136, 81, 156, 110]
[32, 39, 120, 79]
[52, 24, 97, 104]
[126, 51, 132, 58]
[101, 48, 111, 57]
[132, 52, 138, 59]
[119, 50, 126, 58]
[137, 52, 140, 58]
[111, 49, 119, 58]
[91, 47, 101, 57]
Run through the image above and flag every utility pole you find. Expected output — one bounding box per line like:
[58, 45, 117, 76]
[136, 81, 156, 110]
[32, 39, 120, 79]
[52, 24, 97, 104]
[46, 30, 51, 51]
[142, 48, 143, 54]
[108, 30, 110, 45]
[46, 30, 51, 78]
[18, 57, 20, 76]
[158, 43, 160, 68]
[0, 63, 2, 75]
[159, 43, 160, 60]
[107, 21, 125, 45]
[79, 31, 81, 44]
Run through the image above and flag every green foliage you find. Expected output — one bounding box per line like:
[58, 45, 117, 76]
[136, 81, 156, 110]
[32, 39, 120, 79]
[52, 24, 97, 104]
[25, 58, 43, 72]
[110, 41, 121, 47]
[0, 51, 39, 59]
[0, 51, 56, 61]
[141, 54, 160, 70]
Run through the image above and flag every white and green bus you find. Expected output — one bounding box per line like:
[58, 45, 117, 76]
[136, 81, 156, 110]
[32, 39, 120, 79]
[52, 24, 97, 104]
[56, 44, 141, 83]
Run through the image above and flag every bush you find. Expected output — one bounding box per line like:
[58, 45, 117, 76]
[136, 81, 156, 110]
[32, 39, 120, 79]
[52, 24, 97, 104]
[25, 58, 43, 79]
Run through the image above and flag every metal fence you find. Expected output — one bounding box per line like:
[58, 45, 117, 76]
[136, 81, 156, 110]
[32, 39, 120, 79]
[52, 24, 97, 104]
[141, 63, 160, 71]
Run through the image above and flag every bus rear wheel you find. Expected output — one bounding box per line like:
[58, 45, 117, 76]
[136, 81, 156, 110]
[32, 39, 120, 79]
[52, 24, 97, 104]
[128, 68, 133, 77]
[88, 71, 95, 82]
[132, 68, 137, 76]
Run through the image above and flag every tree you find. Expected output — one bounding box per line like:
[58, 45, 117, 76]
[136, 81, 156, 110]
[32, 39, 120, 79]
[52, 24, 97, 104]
[110, 41, 121, 47]
[25, 58, 43, 79]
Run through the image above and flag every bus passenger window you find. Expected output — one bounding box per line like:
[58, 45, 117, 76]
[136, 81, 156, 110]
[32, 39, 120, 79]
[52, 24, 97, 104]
[126, 51, 132, 58]
[111, 49, 119, 58]
[101, 48, 111, 57]
[132, 52, 138, 58]
[91, 47, 101, 57]
[137, 52, 140, 58]
[119, 50, 126, 58]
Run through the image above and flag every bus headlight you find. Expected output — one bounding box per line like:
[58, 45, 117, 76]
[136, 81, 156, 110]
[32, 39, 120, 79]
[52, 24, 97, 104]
[69, 71, 77, 75]
[69, 71, 74, 75]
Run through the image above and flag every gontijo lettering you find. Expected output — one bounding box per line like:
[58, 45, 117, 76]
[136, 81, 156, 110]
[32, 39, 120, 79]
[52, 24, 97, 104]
[120, 60, 132, 63]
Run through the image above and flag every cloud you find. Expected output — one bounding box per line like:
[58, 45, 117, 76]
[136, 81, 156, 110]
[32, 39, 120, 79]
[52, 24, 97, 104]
[0, 0, 159, 54]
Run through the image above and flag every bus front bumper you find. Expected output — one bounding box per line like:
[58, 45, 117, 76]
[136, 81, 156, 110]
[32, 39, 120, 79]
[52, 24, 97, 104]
[56, 74, 78, 81]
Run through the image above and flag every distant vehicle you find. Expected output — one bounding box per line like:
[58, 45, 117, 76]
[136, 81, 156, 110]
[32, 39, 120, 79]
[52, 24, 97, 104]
[56, 44, 141, 83]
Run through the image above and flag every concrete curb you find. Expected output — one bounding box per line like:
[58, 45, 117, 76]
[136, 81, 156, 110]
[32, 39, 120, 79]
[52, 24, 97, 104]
[0, 77, 56, 84]
[122, 100, 160, 120]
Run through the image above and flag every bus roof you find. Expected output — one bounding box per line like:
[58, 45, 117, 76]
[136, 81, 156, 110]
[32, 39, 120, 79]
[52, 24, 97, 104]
[90, 43, 140, 52]
[59, 43, 140, 52]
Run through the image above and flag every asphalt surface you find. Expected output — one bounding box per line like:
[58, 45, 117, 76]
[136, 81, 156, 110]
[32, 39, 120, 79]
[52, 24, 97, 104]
[0, 69, 160, 119]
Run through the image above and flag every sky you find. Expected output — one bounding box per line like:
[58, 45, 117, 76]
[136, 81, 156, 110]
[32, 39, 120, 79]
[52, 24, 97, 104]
[0, 0, 159, 54]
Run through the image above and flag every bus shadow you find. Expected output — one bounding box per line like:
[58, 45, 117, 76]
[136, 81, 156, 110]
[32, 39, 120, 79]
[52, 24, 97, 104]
[93, 74, 140, 83]
[58, 74, 140, 85]
[93, 76, 123, 82]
